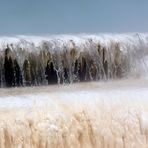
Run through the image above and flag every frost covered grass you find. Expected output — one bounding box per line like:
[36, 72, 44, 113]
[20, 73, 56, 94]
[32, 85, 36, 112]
[0, 80, 148, 147]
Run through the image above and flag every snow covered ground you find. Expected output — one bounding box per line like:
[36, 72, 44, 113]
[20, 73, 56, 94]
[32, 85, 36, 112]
[0, 78, 148, 108]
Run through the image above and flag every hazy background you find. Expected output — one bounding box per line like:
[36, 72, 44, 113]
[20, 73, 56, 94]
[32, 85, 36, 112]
[0, 0, 147, 35]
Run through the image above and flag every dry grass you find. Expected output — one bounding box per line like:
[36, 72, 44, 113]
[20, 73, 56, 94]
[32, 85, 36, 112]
[0, 80, 148, 148]
[0, 101, 147, 148]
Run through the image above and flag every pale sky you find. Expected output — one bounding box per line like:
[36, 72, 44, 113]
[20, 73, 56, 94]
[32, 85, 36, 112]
[0, 0, 147, 35]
